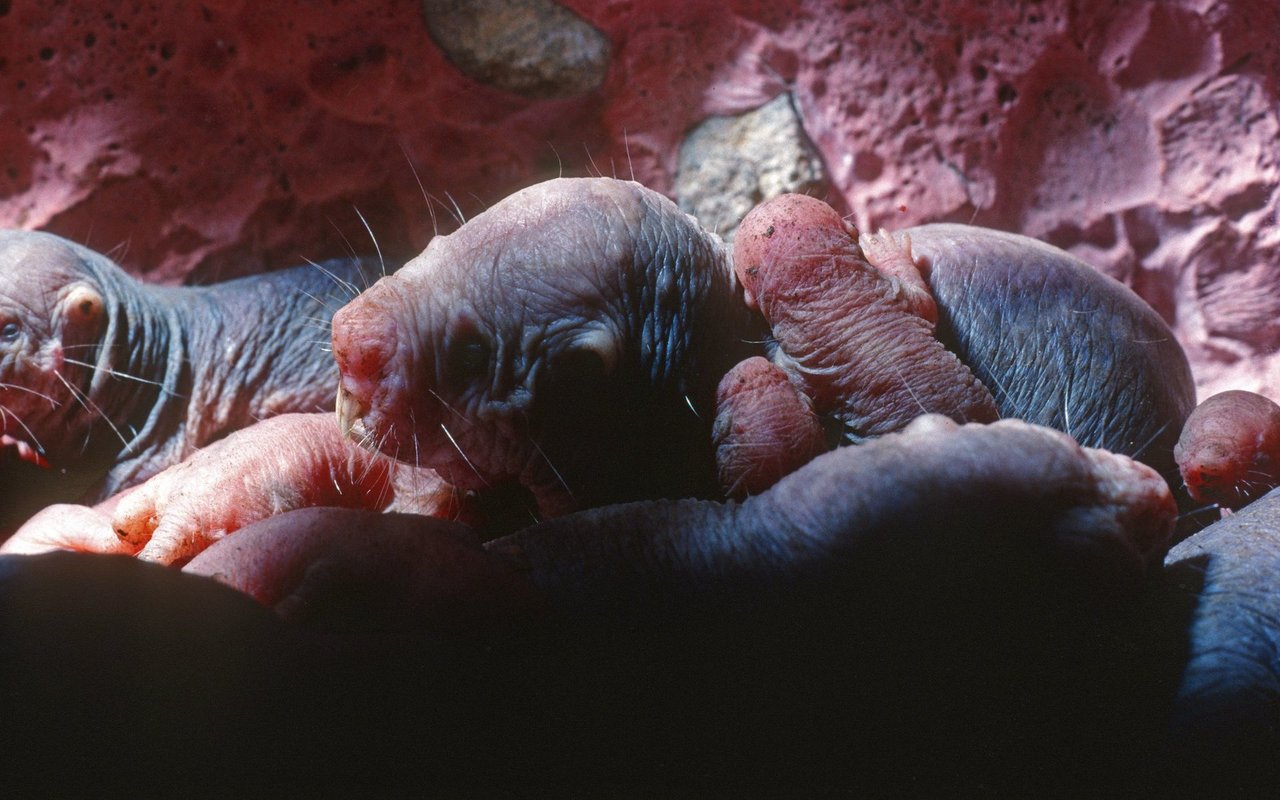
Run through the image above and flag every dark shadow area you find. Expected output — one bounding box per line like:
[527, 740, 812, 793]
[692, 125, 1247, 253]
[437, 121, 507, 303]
[0, 447, 113, 538]
[0, 542, 1241, 798]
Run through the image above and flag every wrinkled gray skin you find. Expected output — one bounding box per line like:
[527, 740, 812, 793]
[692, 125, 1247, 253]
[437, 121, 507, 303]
[1156, 491, 1280, 785]
[909, 223, 1196, 496]
[0, 230, 385, 519]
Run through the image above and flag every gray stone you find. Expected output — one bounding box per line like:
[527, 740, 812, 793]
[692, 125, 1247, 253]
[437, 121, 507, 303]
[421, 0, 610, 100]
[676, 93, 829, 240]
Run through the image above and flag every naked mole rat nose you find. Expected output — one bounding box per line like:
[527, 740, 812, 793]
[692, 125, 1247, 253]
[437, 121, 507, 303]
[330, 292, 402, 417]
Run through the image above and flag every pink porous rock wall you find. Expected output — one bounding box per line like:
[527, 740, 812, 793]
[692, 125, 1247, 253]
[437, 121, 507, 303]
[1, 0, 1277, 400]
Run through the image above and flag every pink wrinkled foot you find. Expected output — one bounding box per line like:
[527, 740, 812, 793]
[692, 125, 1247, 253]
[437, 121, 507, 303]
[857, 228, 937, 323]
[111, 412, 461, 566]
[1, 503, 138, 556]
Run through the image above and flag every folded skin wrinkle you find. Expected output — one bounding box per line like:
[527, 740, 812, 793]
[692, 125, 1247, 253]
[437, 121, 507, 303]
[0, 229, 387, 502]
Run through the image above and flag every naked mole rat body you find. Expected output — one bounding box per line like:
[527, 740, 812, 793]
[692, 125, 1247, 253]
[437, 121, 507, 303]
[332, 177, 759, 516]
[0, 230, 386, 523]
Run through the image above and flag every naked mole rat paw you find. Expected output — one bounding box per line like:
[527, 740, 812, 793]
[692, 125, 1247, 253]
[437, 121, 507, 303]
[0, 504, 137, 556]
[112, 485, 166, 547]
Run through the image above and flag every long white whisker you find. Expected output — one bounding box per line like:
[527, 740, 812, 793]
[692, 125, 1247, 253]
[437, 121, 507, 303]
[1062, 384, 1073, 439]
[354, 429, 390, 487]
[980, 369, 1021, 420]
[400, 409, 428, 509]
[440, 422, 486, 486]
[428, 389, 470, 424]
[1128, 420, 1171, 462]
[1177, 502, 1221, 521]
[327, 217, 365, 267]
[423, 189, 458, 230]
[54, 371, 130, 449]
[297, 288, 347, 319]
[410, 409, 422, 470]
[352, 206, 386, 277]
[583, 144, 603, 178]
[547, 141, 563, 178]
[303, 257, 361, 299]
[398, 141, 441, 238]
[623, 128, 635, 182]
[61, 356, 178, 394]
[106, 236, 131, 263]
[530, 439, 572, 498]
[443, 192, 467, 226]
[355, 420, 380, 453]
[891, 363, 929, 417]
[371, 437, 396, 510]
[0, 405, 48, 455]
[0, 382, 61, 406]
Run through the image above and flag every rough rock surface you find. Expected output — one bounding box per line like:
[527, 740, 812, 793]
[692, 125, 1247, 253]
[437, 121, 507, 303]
[675, 92, 829, 240]
[1, 0, 1277, 399]
[420, 0, 610, 99]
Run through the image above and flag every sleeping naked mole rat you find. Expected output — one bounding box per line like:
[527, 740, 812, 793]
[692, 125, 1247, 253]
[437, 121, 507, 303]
[0, 230, 386, 520]
[331, 177, 1194, 520]
[332, 178, 762, 516]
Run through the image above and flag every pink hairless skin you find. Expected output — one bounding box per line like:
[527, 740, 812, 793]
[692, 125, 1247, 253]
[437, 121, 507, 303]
[732, 194, 999, 442]
[1175, 390, 1280, 511]
[712, 355, 826, 499]
[2, 412, 468, 566]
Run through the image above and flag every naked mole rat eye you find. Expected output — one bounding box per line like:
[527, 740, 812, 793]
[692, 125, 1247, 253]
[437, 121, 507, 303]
[537, 346, 609, 406]
[552, 347, 607, 383]
[0, 321, 19, 341]
[445, 329, 492, 386]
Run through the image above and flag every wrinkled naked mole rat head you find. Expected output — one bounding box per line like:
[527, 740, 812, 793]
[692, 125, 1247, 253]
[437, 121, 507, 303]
[0, 231, 111, 466]
[331, 177, 732, 509]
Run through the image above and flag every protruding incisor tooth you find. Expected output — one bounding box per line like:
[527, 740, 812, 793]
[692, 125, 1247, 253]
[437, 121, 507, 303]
[335, 383, 365, 439]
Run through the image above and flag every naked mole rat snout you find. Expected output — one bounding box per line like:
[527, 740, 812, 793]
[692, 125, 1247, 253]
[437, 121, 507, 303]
[331, 283, 407, 420]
